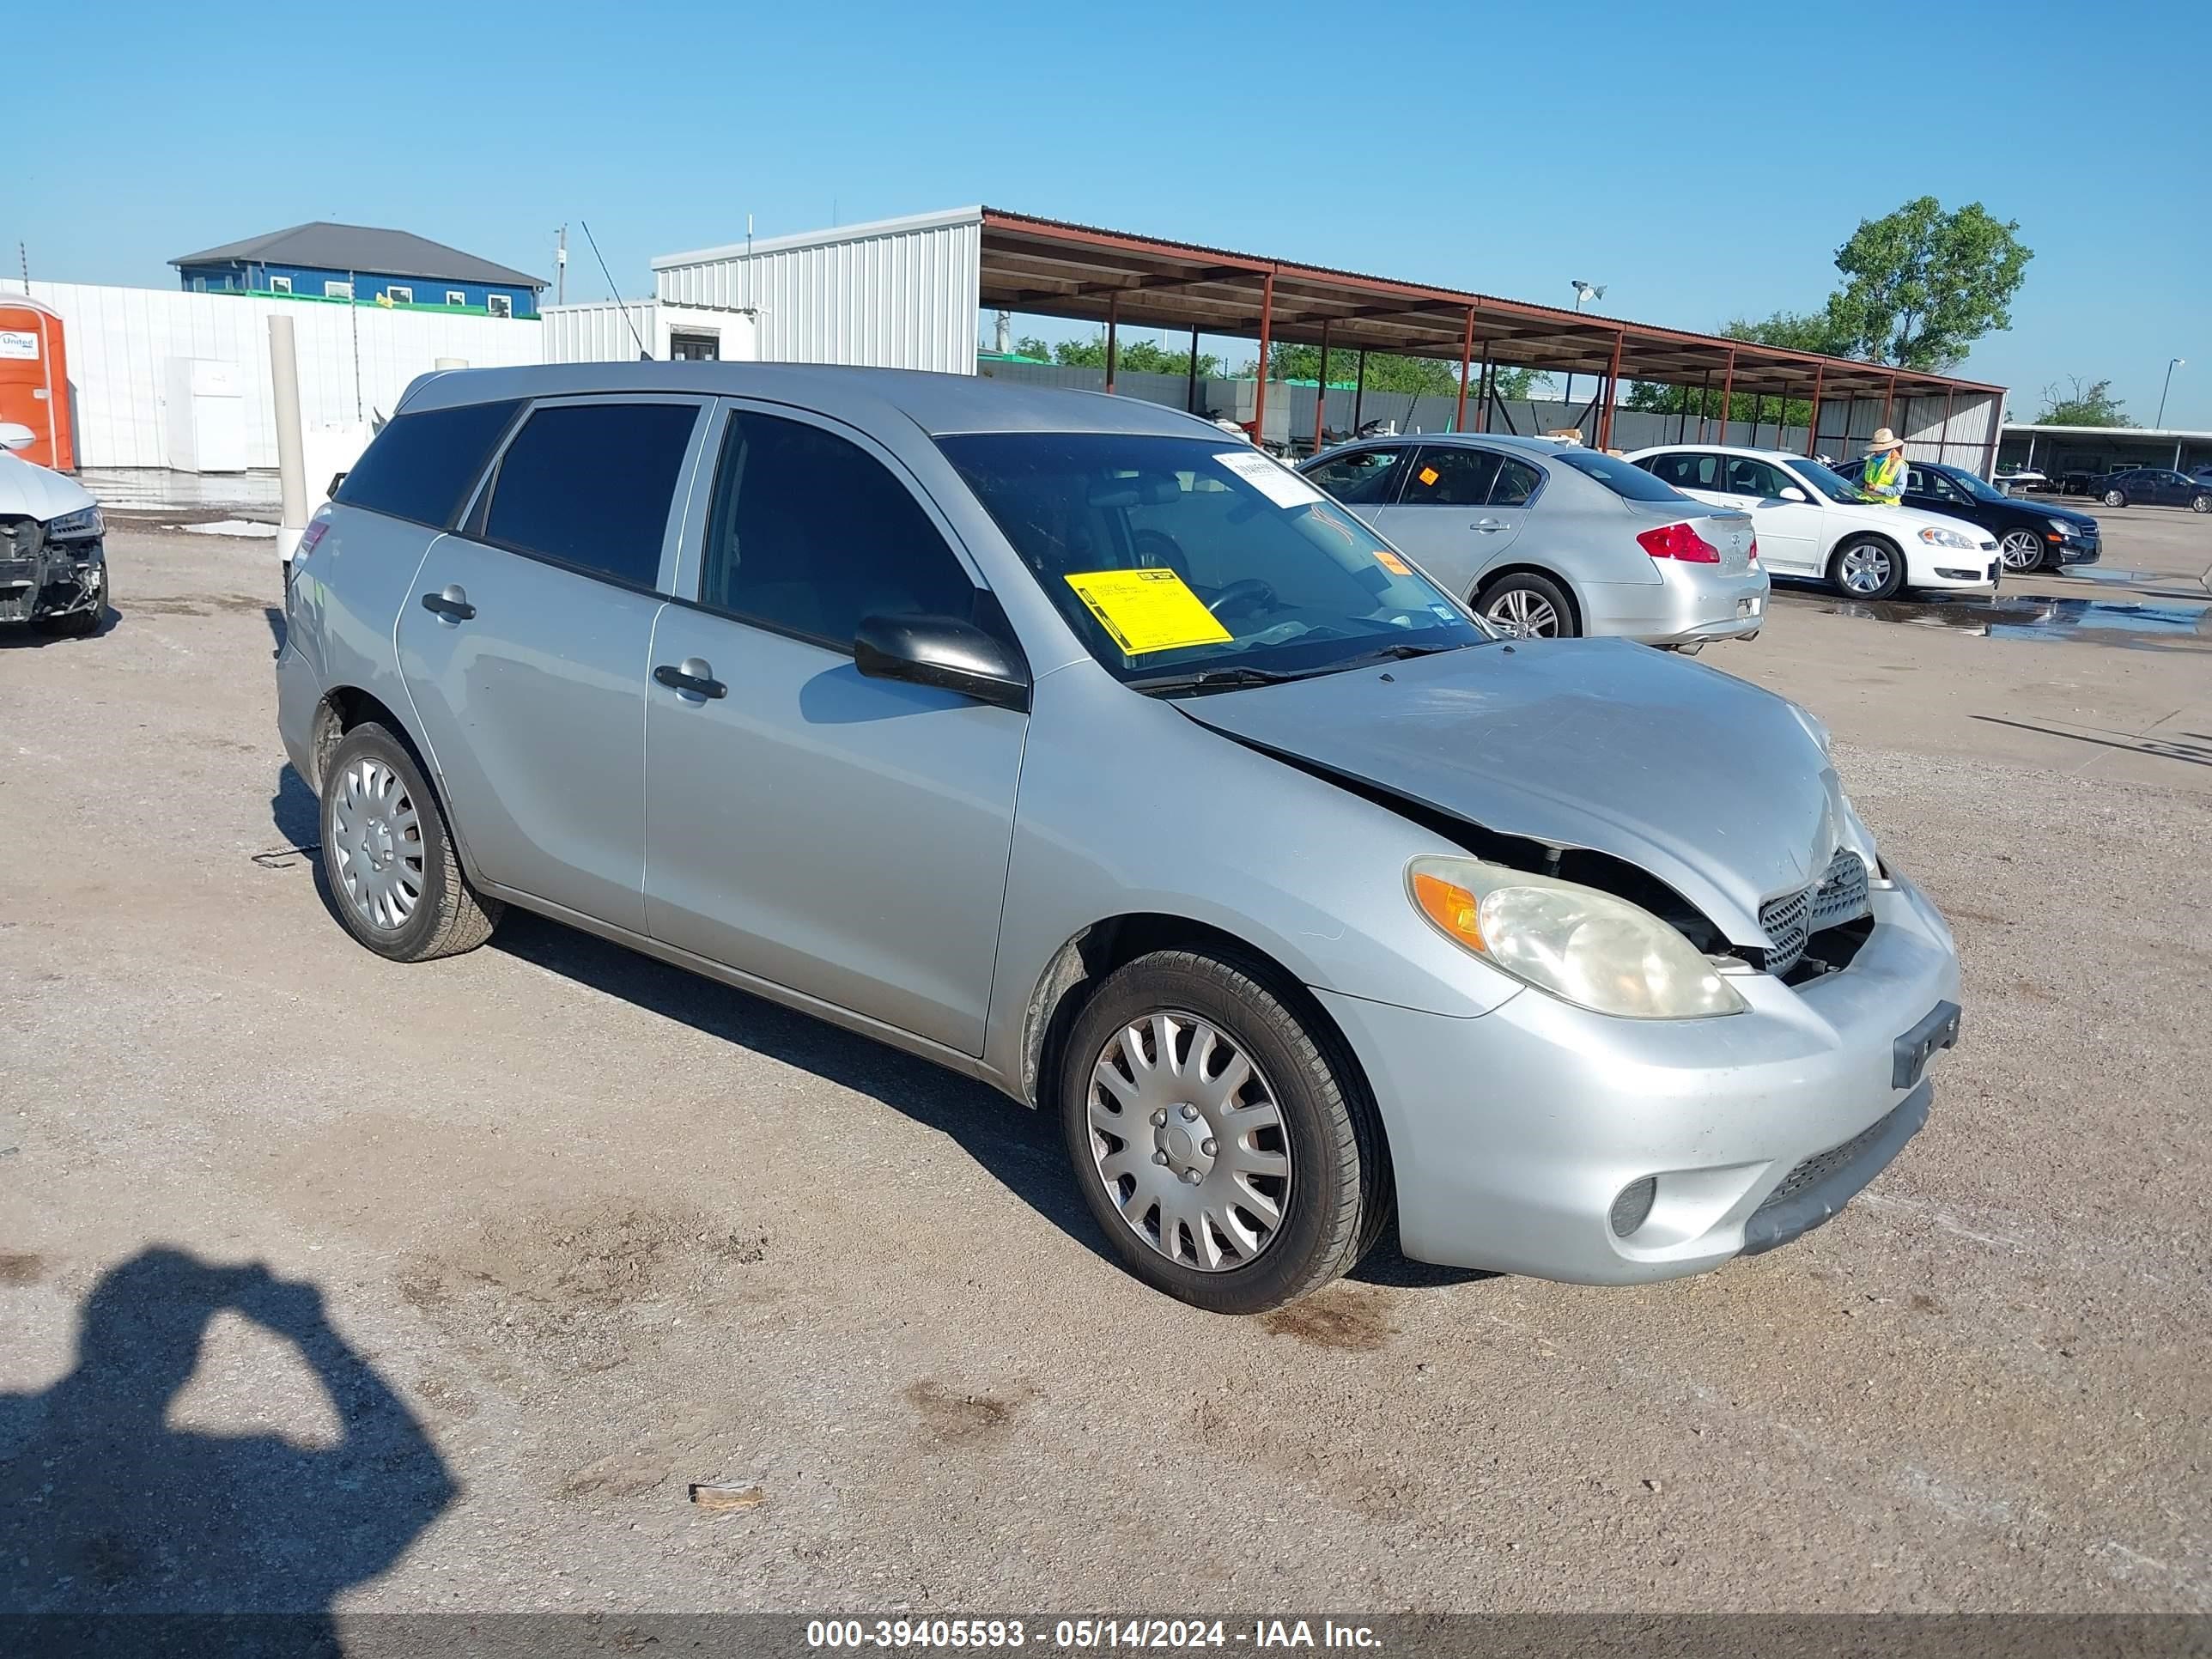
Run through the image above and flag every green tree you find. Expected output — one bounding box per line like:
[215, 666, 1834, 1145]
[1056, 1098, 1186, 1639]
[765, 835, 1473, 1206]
[1043, 333, 1224, 378]
[2034, 376, 2135, 427]
[1626, 313, 1838, 427]
[1824, 197, 2032, 371]
[1261, 343, 1532, 400]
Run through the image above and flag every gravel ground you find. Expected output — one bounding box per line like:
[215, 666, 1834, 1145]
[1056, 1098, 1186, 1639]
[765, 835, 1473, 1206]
[1, 524, 2206, 1617]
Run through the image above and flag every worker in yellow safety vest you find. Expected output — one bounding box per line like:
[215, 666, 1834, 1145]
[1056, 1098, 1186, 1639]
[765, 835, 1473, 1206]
[1858, 428, 1907, 505]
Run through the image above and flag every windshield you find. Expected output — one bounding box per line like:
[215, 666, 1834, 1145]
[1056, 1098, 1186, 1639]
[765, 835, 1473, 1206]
[1792, 459, 1872, 504]
[1942, 467, 2009, 503]
[1552, 447, 1691, 503]
[938, 432, 1488, 688]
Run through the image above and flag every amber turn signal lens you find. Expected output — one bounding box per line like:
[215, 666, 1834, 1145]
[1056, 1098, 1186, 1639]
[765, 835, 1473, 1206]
[1412, 871, 1485, 951]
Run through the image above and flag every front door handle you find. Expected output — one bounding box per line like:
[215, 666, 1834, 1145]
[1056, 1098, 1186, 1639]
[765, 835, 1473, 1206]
[653, 659, 727, 701]
[421, 585, 475, 622]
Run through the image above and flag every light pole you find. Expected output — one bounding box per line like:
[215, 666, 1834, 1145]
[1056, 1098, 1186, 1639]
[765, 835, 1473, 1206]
[2155, 357, 2185, 428]
[1559, 280, 1607, 430]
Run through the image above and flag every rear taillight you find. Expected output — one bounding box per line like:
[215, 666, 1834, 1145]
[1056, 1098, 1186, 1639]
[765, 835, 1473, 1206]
[1637, 522, 1722, 563]
[1747, 535, 1759, 564]
[295, 520, 331, 561]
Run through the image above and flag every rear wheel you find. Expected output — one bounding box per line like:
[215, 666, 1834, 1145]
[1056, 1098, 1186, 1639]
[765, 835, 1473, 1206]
[1476, 571, 1577, 639]
[1058, 950, 1384, 1314]
[319, 722, 501, 963]
[1828, 536, 1905, 600]
[1997, 529, 2045, 572]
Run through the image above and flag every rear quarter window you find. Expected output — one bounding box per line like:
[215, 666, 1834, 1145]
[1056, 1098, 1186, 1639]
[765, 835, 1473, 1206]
[334, 399, 523, 528]
[1553, 448, 1691, 503]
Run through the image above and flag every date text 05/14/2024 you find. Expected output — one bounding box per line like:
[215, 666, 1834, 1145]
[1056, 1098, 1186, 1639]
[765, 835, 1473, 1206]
[805, 1620, 1383, 1650]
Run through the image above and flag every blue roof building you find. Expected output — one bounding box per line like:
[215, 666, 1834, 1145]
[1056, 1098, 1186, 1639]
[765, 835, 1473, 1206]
[172, 222, 545, 319]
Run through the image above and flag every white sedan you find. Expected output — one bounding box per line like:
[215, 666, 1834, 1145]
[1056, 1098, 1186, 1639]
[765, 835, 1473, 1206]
[1624, 444, 1999, 599]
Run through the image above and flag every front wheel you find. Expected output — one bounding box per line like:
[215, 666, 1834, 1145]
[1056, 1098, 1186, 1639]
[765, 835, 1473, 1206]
[39, 564, 106, 637]
[1059, 950, 1385, 1314]
[1829, 536, 1905, 600]
[1476, 571, 1577, 638]
[1997, 529, 2045, 572]
[2191, 495, 2211, 514]
[2102, 489, 2127, 507]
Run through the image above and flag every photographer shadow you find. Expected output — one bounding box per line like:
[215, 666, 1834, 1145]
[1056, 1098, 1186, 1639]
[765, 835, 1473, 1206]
[0, 1249, 453, 1644]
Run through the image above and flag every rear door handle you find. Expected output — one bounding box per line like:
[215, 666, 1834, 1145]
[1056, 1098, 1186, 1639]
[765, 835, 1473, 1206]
[653, 659, 727, 701]
[420, 585, 475, 622]
[1471, 519, 1505, 531]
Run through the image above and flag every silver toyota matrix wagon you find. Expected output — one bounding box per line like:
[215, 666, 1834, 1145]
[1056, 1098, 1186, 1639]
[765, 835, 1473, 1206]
[277, 362, 1962, 1314]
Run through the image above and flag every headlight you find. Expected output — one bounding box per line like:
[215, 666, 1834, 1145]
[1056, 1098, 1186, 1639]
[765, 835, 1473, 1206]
[1407, 855, 1746, 1019]
[1917, 524, 1974, 549]
[2045, 518, 2077, 537]
[45, 506, 104, 541]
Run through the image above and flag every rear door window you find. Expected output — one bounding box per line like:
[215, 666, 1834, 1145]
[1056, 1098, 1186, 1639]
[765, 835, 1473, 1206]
[334, 399, 522, 528]
[1404, 447, 1503, 507]
[481, 401, 702, 589]
[1489, 457, 1545, 507]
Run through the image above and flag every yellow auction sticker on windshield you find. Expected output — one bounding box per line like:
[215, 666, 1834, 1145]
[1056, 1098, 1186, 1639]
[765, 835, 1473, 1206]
[1064, 568, 1234, 655]
[1374, 548, 1413, 575]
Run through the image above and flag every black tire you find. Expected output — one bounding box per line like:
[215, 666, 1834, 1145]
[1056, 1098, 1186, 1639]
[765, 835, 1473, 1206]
[318, 721, 501, 963]
[1827, 534, 1905, 600]
[1475, 569, 1578, 639]
[1057, 949, 1387, 1315]
[39, 564, 106, 637]
[2102, 489, 2126, 507]
[2191, 495, 2211, 515]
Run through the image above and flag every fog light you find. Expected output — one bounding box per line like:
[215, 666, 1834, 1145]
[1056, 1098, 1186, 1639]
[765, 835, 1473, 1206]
[1609, 1176, 1657, 1238]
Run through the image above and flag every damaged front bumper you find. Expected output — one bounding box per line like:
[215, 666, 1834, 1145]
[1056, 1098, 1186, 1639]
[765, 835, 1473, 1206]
[0, 516, 106, 625]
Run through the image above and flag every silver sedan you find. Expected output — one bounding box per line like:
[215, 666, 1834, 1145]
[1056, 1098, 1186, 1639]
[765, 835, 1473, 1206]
[1301, 434, 1768, 647]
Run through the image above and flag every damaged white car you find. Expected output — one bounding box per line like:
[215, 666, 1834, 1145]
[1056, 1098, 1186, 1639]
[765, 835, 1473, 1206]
[1, 421, 107, 636]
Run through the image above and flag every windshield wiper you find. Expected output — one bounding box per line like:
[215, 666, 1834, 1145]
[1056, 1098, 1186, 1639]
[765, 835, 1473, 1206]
[1360, 641, 1467, 661]
[1132, 664, 1310, 696]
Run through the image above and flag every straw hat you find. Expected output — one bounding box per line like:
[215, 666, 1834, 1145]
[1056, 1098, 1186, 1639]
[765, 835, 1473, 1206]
[1868, 427, 1905, 453]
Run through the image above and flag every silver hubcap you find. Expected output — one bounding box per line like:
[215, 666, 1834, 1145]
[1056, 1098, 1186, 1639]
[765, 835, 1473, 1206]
[331, 757, 424, 931]
[1839, 544, 1893, 594]
[1486, 587, 1561, 638]
[1999, 530, 2043, 569]
[2104, 492, 2123, 506]
[1085, 1012, 1291, 1273]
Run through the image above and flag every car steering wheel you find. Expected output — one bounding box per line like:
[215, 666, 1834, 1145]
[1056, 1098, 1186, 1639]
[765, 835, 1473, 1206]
[1131, 529, 1190, 580]
[1207, 578, 1277, 618]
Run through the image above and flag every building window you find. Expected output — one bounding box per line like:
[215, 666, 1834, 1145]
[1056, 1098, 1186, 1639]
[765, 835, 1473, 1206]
[486, 294, 513, 319]
[386, 286, 414, 304]
[446, 290, 466, 307]
[269, 276, 293, 294]
[325, 280, 354, 301]
[191, 276, 207, 293]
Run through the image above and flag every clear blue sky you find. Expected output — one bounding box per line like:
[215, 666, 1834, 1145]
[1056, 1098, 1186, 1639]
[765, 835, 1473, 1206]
[15, 0, 2209, 425]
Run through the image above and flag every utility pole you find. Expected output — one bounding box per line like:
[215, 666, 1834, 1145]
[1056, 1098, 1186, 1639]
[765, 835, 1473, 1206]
[556, 226, 568, 307]
[2156, 357, 2185, 428]
[17, 241, 27, 295]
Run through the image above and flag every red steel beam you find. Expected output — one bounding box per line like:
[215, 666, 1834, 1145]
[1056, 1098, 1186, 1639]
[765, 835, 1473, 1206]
[1597, 325, 1625, 449]
[1104, 289, 1119, 395]
[1805, 362, 1825, 457]
[1313, 318, 1331, 454]
[1455, 307, 1475, 433]
[1717, 349, 1736, 446]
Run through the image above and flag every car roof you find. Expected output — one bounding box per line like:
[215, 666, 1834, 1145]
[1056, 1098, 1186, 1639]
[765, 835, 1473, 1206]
[1309, 432, 1575, 463]
[1626, 442, 1811, 463]
[392, 361, 1220, 440]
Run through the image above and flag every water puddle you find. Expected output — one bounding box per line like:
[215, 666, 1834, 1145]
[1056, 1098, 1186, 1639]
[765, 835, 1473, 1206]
[2056, 567, 2156, 586]
[1814, 592, 2210, 647]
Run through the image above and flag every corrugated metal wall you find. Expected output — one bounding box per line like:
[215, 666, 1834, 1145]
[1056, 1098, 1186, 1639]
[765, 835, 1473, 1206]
[542, 299, 659, 363]
[26, 281, 544, 468]
[653, 210, 981, 374]
[1814, 391, 2001, 469]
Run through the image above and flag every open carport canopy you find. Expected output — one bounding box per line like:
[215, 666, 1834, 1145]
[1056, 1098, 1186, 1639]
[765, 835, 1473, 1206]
[975, 207, 2000, 407]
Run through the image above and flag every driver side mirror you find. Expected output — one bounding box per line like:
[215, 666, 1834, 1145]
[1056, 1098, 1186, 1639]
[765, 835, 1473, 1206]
[0, 422, 34, 453]
[1778, 484, 1808, 503]
[854, 614, 1030, 713]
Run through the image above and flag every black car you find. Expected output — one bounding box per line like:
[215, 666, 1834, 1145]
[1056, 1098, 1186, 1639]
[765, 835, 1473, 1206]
[1842, 456, 2102, 572]
[2098, 468, 2212, 513]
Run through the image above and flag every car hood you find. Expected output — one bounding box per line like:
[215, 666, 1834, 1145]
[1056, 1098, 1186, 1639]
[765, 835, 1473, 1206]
[1847, 498, 1996, 544]
[2039, 501, 2100, 528]
[1176, 639, 1847, 947]
[0, 452, 97, 521]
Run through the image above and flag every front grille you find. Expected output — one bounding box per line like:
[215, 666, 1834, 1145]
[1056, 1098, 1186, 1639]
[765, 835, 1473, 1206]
[1763, 1110, 1893, 1208]
[1759, 849, 1870, 975]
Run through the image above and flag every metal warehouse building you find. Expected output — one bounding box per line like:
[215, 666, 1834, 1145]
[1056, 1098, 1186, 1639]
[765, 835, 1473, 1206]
[560, 204, 2006, 470]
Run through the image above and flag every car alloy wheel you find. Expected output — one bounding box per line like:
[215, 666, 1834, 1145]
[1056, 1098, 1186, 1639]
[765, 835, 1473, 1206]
[2103, 489, 2126, 507]
[2192, 495, 2211, 514]
[1998, 529, 2045, 571]
[329, 754, 425, 932]
[1084, 1010, 1292, 1273]
[1486, 587, 1562, 638]
[1838, 542, 1895, 596]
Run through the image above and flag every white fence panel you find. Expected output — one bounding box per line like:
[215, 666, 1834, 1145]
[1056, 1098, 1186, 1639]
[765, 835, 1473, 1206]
[27, 282, 545, 468]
